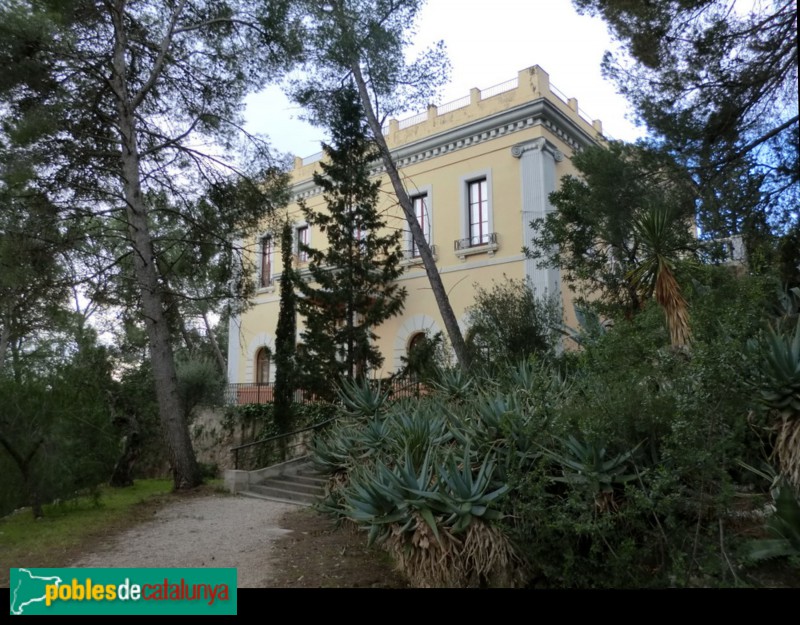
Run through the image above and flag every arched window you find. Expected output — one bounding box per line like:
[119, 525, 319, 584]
[407, 332, 427, 355]
[256, 347, 271, 385]
[403, 331, 438, 380]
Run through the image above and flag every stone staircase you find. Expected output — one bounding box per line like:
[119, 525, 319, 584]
[226, 457, 327, 507]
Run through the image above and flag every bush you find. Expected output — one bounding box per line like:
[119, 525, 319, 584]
[311, 267, 795, 587]
[465, 276, 561, 369]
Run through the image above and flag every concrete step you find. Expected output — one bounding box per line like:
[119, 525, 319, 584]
[238, 489, 314, 507]
[243, 483, 320, 506]
[279, 473, 327, 488]
[261, 477, 325, 496]
[232, 457, 329, 507]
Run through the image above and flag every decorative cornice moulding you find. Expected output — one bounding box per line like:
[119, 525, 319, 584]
[289, 98, 597, 201]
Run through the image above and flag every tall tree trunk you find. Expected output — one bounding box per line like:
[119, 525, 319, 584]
[0, 322, 9, 376]
[0, 433, 44, 518]
[202, 311, 227, 375]
[350, 62, 471, 371]
[110, 1, 200, 489]
[11, 337, 21, 383]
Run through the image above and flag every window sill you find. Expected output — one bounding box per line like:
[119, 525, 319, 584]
[456, 241, 499, 261]
[257, 285, 276, 294]
[401, 245, 438, 267]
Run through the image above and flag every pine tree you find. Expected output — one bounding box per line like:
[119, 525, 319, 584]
[0, 0, 300, 489]
[574, 0, 798, 234]
[290, 0, 472, 371]
[295, 86, 406, 399]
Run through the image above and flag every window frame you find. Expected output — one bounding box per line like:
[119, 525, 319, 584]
[458, 170, 497, 259]
[258, 234, 274, 289]
[295, 223, 310, 264]
[405, 184, 433, 262]
[255, 347, 271, 385]
[467, 178, 489, 247]
[411, 193, 431, 257]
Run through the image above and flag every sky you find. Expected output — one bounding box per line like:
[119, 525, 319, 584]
[243, 0, 645, 160]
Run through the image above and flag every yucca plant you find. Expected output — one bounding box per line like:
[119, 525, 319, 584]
[754, 317, 800, 489]
[629, 204, 694, 348]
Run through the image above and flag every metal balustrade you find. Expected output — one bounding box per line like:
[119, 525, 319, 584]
[454, 232, 498, 251]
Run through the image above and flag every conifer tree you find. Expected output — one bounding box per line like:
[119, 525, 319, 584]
[290, 0, 472, 371]
[295, 86, 406, 399]
[0, 0, 300, 489]
[273, 222, 296, 440]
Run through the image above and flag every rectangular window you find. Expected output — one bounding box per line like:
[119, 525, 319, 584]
[411, 194, 430, 257]
[296, 225, 309, 263]
[259, 235, 272, 288]
[468, 179, 488, 246]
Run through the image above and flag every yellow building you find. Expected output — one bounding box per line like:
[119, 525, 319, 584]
[226, 65, 604, 395]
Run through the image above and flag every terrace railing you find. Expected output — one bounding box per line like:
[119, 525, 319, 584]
[229, 415, 339, 471]
[226, 376, 426, 406]
[225, 383, 319, 406]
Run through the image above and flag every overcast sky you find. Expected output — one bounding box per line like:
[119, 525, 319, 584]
[243, 0, 645, 160]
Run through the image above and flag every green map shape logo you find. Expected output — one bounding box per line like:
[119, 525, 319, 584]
[9, 567, 237, 616]
[10, 569, 63, 615]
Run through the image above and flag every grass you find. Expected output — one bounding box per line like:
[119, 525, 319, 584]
[0, 479, 219, 587]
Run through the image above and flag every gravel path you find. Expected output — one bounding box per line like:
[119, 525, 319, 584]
[70, 493, 294, 588]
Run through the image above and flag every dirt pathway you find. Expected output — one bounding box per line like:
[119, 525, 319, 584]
[69, 493, 293, 588]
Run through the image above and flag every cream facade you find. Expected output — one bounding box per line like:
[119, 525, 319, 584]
[227, 65, 604, 389]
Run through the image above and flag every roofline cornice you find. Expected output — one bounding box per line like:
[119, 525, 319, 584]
[290, 97, 600, 201]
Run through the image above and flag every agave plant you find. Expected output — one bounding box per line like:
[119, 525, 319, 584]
[429, 366, 474, 401]
[499, 359, 571, 423]
[541, 435, 641, 512]
[560, 304, 608, 347]
[341, 461, 409, 546]
[387, 406, 450, 467]
[354, 417, 392, 459]
[310, 425, 362, 474]
[436, 444, 509, 533]
[754, 317, 800, 489]
[336, 377, 390, 419]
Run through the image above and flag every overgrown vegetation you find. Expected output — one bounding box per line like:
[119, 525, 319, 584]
[311, 267, 800, 587]
[223, 401, 338, 470]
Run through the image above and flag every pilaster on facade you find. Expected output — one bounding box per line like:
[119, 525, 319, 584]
[513, 138, 563, 298]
